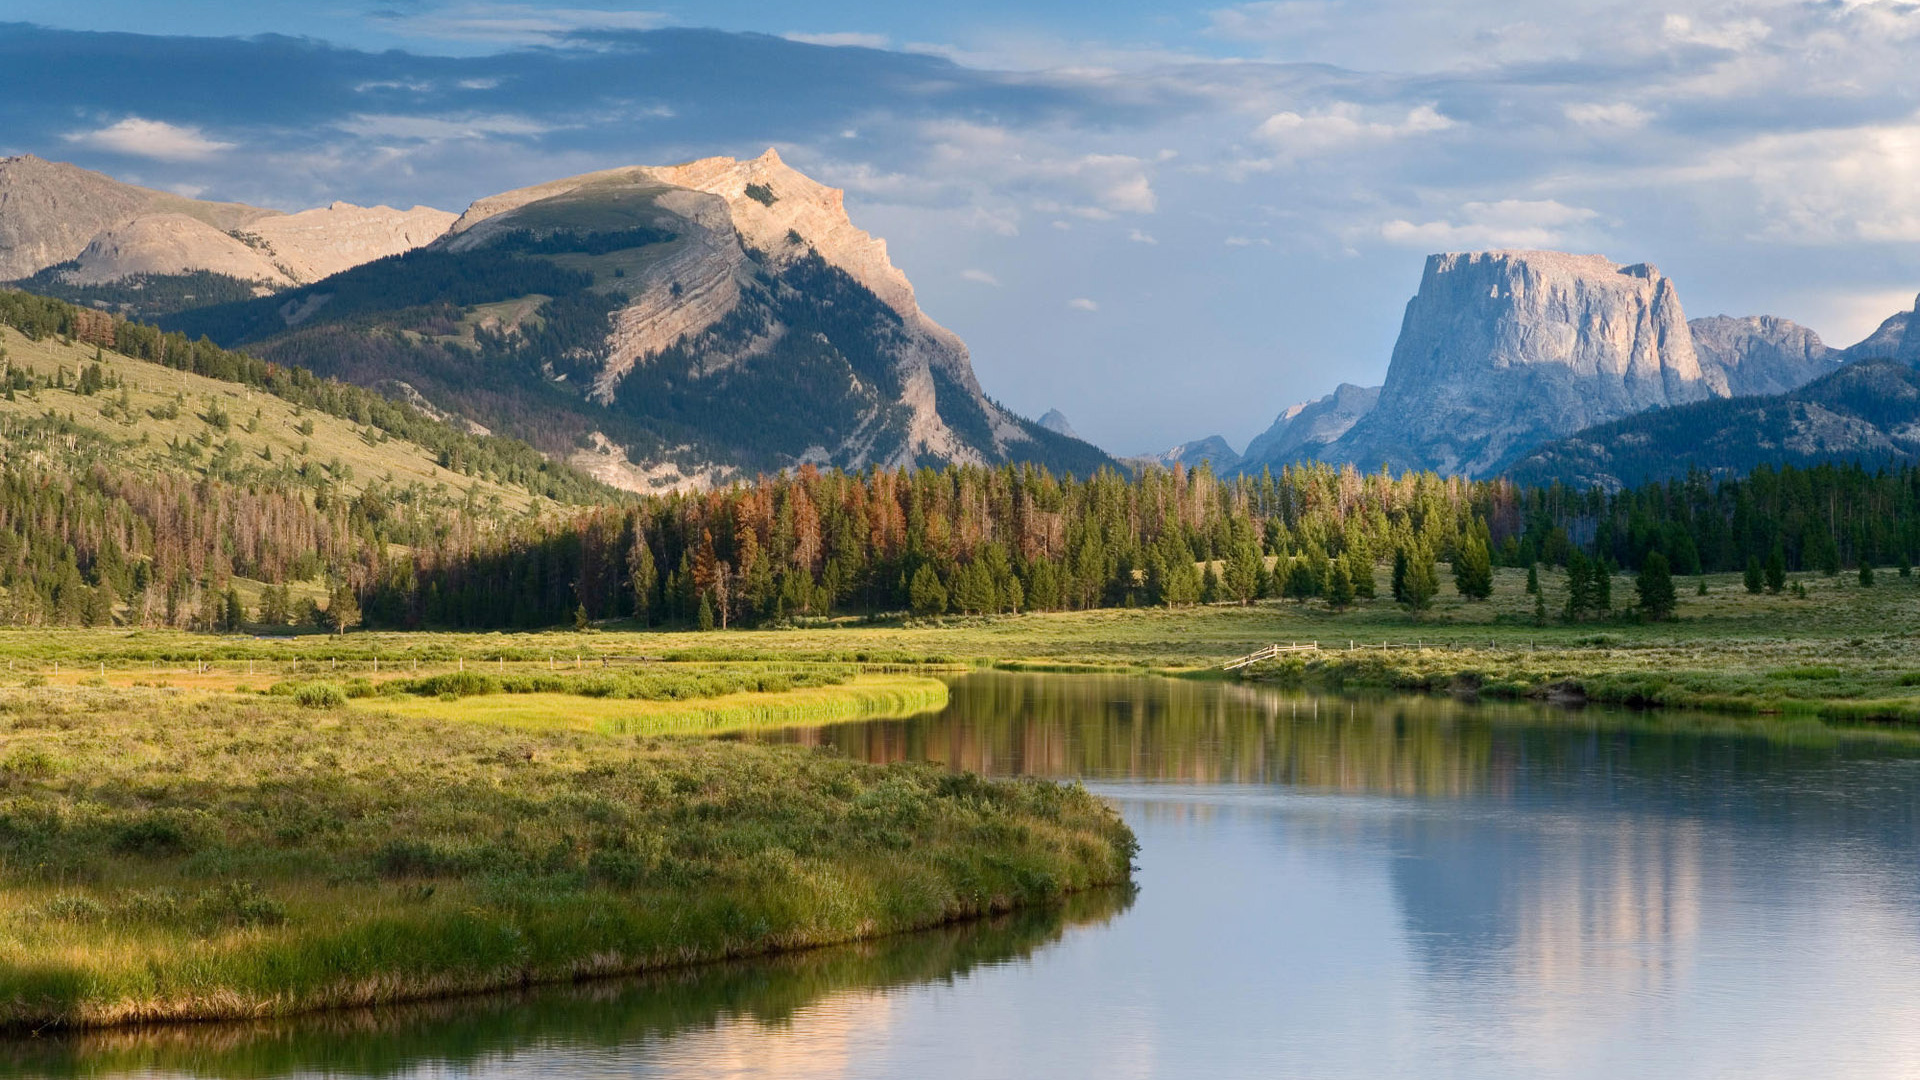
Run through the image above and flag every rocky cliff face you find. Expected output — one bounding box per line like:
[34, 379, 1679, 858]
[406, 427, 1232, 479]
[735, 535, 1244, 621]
[0, 154, 451, 288]
[435, 150, 1055, 482]
[1320, 251, 1713, 476]
[1688, 314, 1841, 397]
[1241, 382, 1380, 470]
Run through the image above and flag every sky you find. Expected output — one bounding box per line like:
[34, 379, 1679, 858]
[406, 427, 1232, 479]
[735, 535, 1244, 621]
[4, 1, 1920, 455]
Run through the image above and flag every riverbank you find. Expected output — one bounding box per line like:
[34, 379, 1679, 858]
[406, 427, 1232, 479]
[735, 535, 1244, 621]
[0, 685, 1133, 1031]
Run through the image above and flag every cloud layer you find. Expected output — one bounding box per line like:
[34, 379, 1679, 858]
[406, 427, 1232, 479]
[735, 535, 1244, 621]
[3, 5, 1920, 453]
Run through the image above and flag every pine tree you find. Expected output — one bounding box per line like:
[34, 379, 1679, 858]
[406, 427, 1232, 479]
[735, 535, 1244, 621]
[1636, 551, 1676, 620]
[627, 533, 657, 626]
[1401, 544, 1438, 613]
[1564, 551, 1593, 621]
[1765, 545, 1787, 594]
[1593, 558, 1613, 613]
[1452, 528, 1493, 600]
[1525, 564, 1539, 595]
[696, 592, 715, 631]
[908, 565, 948, 616]
[574, 603, 591, 630]
[1391, 547, 1410, 603]
[1744, 555, 1764, 594]
[1859, 561, 1875, 587]
[223, 587, 245, 632]
[1325, 558, 1355, 611]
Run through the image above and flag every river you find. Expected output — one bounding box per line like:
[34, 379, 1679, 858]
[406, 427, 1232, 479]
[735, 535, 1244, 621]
[15, 672, 1920, 1079]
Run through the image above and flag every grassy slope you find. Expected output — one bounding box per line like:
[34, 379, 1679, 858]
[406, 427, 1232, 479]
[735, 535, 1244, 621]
[0, 684, 1132, 1030]
[0, 324, 551, 513]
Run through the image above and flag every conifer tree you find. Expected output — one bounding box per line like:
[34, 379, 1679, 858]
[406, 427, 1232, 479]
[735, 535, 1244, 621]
[1765, 545, 1787, 594]
[1564, 550, 1593, 621]
[909, 565, 948, 616]
[1636, 551, 1676, 620]
[1525, 564, 1539, 595]
[1744, 555, 1764, 594]
[1452, 527, 1493, 600]
[1594, 558, 1613, 613]
[1326, 558, 1354, 611]
[627, 533, 657, 626]
[1401, 543, 1437, 613]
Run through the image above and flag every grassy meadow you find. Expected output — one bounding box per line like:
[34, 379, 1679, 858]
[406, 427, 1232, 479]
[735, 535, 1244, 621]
[1, 555, 1916, 1029]
[0, 681, 1131, 1031]
[2, 559, 1916, 717]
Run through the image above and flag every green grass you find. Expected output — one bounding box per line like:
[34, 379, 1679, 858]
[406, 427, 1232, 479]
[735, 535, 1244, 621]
[0, 684, 1131, 1031]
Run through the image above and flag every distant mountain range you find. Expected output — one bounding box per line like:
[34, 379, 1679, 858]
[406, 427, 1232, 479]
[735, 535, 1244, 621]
[0, 151, 1109, 491]
[1216, 250, 1916, 487]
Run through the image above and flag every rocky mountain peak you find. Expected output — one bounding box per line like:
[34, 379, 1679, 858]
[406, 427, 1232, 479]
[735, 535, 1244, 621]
[1317, 249, 1712, 476]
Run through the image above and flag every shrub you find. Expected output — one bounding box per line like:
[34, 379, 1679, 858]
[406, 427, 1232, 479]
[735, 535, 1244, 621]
[112, 815, 197, 856]
[292, 682, 348, 709]
[197, 882, 288, 928]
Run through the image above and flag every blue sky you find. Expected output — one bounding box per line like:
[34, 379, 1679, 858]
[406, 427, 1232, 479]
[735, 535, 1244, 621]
[5, 1, 1920, 454]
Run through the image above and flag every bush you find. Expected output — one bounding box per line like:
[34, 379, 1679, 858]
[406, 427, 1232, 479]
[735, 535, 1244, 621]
[286, 682, 348, 708]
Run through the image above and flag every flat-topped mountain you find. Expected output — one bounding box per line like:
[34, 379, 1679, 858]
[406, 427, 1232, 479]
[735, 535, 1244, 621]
[162, 150, 1107, 490]
[1320, 250, 1711, 476]
[1231, 250, 1886, 479]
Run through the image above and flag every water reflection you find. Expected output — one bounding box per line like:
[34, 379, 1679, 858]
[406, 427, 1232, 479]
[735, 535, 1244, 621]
[3, 890, 1132, 1080]
[20, 674, 1920, 1079]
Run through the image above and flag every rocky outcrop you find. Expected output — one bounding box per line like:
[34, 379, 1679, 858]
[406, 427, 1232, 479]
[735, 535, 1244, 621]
[0, 154, 450, 287]
[1241, 382, 1380, 469]
[1688, 315, 1841, 397]
[1038, 409, 1080, 440]
[1321, 251, 1712, 476]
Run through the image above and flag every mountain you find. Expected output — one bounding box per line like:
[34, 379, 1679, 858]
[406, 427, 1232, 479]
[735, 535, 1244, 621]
[1688, 314, 1841, 396]
[1239, 382, 1380, 471]
[1129, 435, 1242, 473]
[164, 150, 1110, 491]
[1842, 300, 1911, 362]
[1037, 408, 1080, 440]
[1315, 251, 1714, 477]
[0, 154, 452, 313]
[1508, 357, 1920, 489]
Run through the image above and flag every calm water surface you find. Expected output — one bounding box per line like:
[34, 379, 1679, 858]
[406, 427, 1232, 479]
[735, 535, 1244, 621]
[19, 673, 1920, 1079]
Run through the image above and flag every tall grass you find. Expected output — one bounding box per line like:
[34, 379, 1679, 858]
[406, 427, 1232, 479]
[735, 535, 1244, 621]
[0, 687, 1132, 1031]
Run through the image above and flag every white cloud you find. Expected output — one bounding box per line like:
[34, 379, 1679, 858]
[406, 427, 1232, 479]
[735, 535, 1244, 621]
[1709, 116, 1920, 243]
[1128, 229, 1158, 244]
[1068, 297, 1100, 311]
[335, 113, 556, 141]
[961, 269, 1002, 286]
[1377, 200, 1601, 249]
[375, 4, 666, 44]
[782, 32, 891, 49]
[62, 117, 234, 161]
[1251, 103, 1454, 161]
[1564, 102, 1653, 129]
